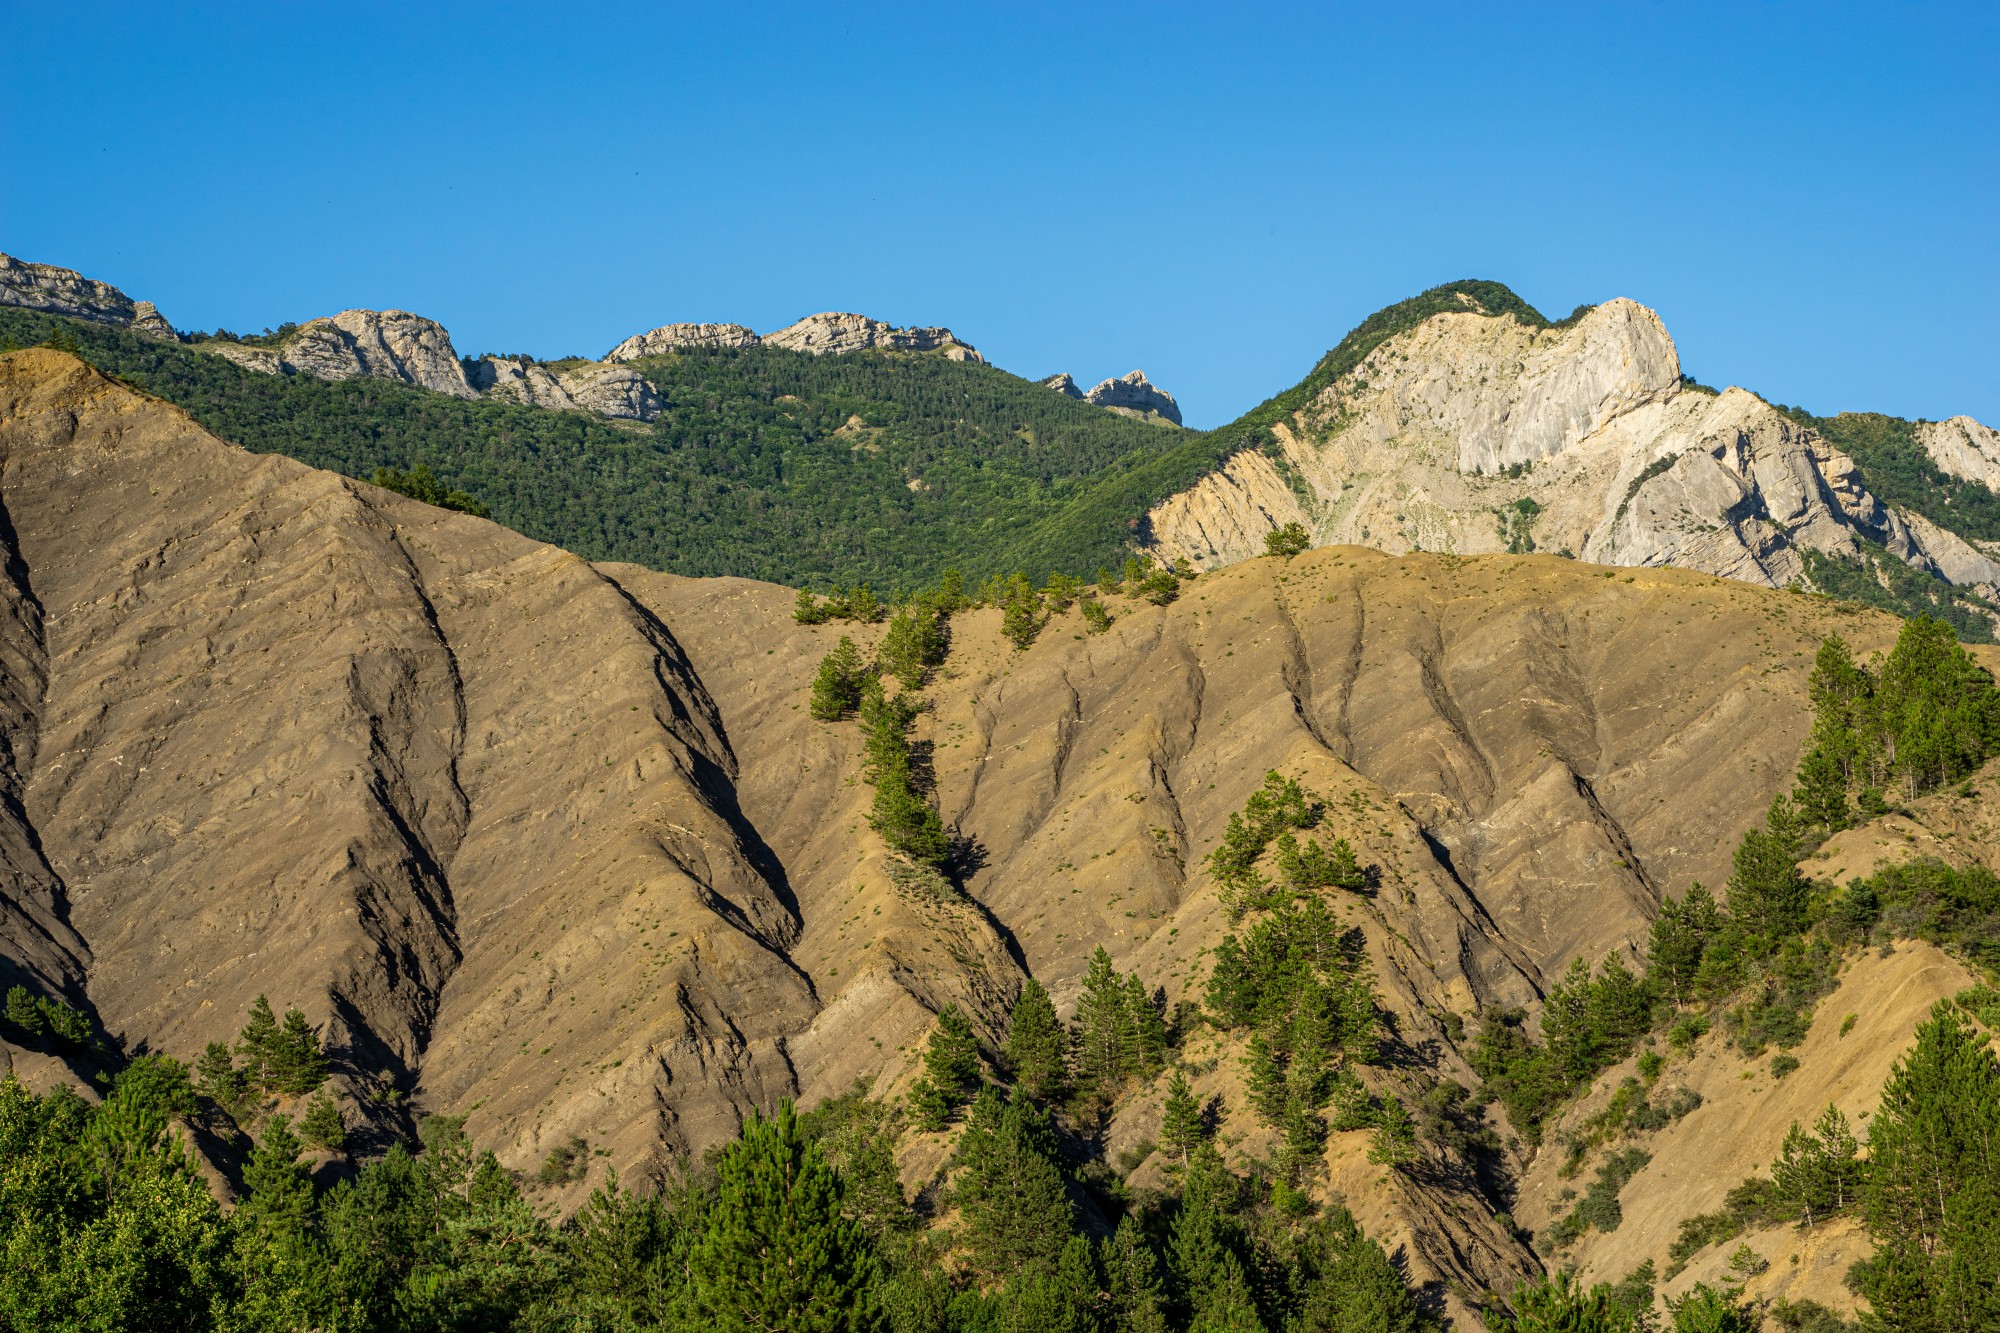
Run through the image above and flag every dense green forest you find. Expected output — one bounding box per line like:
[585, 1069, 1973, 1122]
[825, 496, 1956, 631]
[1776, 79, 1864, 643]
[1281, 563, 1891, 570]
[0, 309, 1194, 592]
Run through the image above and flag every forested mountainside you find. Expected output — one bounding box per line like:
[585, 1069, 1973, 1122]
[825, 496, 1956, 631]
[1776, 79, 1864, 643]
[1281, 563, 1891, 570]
[6, 259, 1999, 641]
[2, 348, 1998, 1330]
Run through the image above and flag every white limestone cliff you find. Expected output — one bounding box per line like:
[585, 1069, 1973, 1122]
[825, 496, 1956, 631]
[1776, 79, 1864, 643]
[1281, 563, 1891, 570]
[1140, 299, 2000, 614]
[1086, 369, 1182, 426]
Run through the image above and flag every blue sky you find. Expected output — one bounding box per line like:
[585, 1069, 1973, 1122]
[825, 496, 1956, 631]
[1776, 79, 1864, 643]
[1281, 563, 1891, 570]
[3, 3, 1993, 428]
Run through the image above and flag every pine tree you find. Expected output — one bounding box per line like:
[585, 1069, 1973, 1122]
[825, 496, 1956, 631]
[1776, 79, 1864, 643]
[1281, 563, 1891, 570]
[1499, 1271, 1639, 1332]
[240, 1113, 315, 1236]
[1102, 1214, 1170, 1333]
[951, 1088, 1074, 1280]
[270, 1006, 329, 1096]
[878, 603, 947, 688]
[1664, 1283, 1756, 1333]
[237, 994, 281, 1089]
[1289, 1204, 1434, 1332]
[1264, 523, 1311, 559]
[1770, 1102, 1863, 1229]
[908, 1004, 982, 1130]
[1004, 979, 1067, 1103]
[232, 1112, 330, 1330]
[793, 588, 828, 625]
[298, 1090, 347, 1153]
[1791, 743, 1851, 836]
[1071, 947, 1130, 1102]
[1853, 1003, 2000, 1333]
[1367, 1094, 1419, 1168]
[1159, 1067, 1206, 1167]
[1725, 797, 1809, 952]
[1169, 1146, 1262, 1333]
[1000, 573, 1042, 650]
[809, 637, 867, 721]
[1647, 883, 1721, 1005]
[691, 1102, 881, 1333]
[2, 984, 45, 1039]
[1121, 973, 1169, 1080]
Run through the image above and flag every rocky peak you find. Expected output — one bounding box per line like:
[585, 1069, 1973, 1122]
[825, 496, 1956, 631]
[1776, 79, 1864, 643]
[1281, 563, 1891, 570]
[0, 251, 178, 339]
[604, 323, 760, 362]
[1917, 415, 2000, 491]
[761, 312, 983, 363]
[278, 310, 477, 399]
[1086, 369, 1182, 426]
[1039, 372, 1084, 399]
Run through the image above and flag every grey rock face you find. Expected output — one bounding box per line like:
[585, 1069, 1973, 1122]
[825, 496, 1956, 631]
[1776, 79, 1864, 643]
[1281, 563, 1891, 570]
[1041, 372, 1084, 399]
[279, 310, 477, 398]
[1917, 416, 2000, 490]
[1086, 370, 1183, 426]
[1140, 298, 2000, 622]
[556, 364, 663, 422]
[0, 252, 177, 338]
[762, 312, 983, 362]
[605, 323, 761, 361]
[468, 357, 580, 412]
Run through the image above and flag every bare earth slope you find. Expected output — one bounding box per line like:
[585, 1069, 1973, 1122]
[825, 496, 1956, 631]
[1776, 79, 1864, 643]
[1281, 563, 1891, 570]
[0, 348, 1957, 1319]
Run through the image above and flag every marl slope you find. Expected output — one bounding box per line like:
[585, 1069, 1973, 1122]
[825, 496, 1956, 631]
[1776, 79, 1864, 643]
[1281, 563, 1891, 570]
[5, 346, 1979, 1320]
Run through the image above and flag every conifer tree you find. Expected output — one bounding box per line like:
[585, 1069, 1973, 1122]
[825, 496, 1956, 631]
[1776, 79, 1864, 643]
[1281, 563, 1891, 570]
[908, 1004, 982, 1130]
[877, 603, 947, 688]
[237, 994, 281, 1089]
[1367, 1094, 1419, 1168]
[951, 1088, 1074, 1280]
[1289, 1204, 1435, 1332]
[1647, 883, 1722, 1005]
[1169, 1146, 1263, 1332]
[1498, 1271, 1639, 1332]
[271, 1006, 329, 1096]
[1004, 979, 1067, 1103]
[1725, 796, 1809, 952]
[1264, 523, 1311, 559]
[1159, 1067, 1206, 1167]
[298, 1090, 347, 1153]
[808, 637, 867, 721]
[1103, 1214, 1171, 1333]
[692, 1102, 881, 1333]
[232, 1112, 328, 1330]
[1, 984, 44, 1039]
[1791, 743, 1852, 836]
[1071, 947, 1130, 1101]
[1853, 1003, 2000, 1332]
[793, 588, 829, 625]
[1000, 573, 1043, 650]
[194, 1040, 246, 1110]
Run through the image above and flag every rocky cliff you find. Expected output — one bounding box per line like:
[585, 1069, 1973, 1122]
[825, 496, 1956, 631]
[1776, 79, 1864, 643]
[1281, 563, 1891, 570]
[0, 252, 178, 339]
[1040, 371, 1084, 398]
[1087, 369, 1183, 425]
[762, 311, 983, 362]
[1918, 414, 2000, 490]
[605, 323, 760, 360]
[1141, 299, 2000, 610]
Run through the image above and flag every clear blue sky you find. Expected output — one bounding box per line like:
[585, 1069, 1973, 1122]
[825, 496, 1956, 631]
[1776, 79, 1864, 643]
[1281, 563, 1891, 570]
[4, 3, 1994, 429]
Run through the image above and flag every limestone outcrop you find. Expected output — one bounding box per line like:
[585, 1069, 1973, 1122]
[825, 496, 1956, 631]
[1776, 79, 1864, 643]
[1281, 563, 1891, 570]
[1086, 369, 1183, 425]
[466, 356, 578, 411]
[1040, 372, 1084, 398]
[278, 310, 477, 398]
[1918, 414, 2000, 489]
[556, 363, 663, 422]
[1140, 299, 1998, 613]
[605, 323, 759, 361]
[0, 252, 178, 339]
[762, 311, 983, 362]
